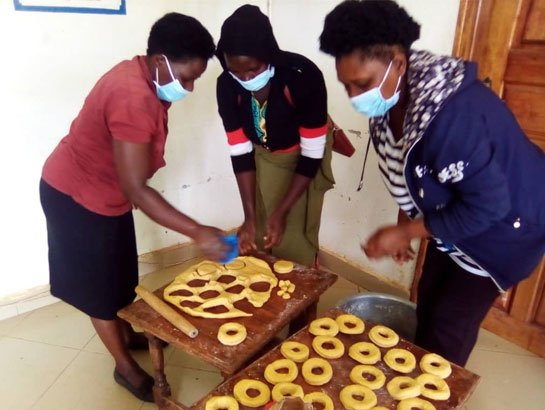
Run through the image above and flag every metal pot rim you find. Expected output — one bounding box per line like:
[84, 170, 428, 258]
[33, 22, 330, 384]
[337, 292, 416, 310]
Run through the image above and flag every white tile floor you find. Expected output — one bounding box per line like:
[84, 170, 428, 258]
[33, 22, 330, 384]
[1, 262, 544, 409]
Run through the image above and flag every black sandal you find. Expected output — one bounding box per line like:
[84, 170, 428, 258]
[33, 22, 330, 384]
[113, 370, 154, 402]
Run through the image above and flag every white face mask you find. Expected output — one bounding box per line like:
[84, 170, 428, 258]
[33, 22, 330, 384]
[229, 65, 275, 92]
[153, 55, 191, 102]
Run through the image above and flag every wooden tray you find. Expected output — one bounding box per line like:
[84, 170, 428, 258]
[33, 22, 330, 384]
[191, 307, 480, 409]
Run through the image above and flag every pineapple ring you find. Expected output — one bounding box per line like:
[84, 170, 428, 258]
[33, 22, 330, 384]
[339, 384, 377, 410]
[301, 357, 333, 386]
[280, 341, 309, 363]
[386, 376, 420, 400]
[336, 314, 365, 334]
[303, 392, 334, 410]
[397, 397, 436, 410]
[309, 317, 339, 337]
[217, 322, 247, 346]
[420, 353, 452, 379]
[348, 342, 381, 365]
[416, 373, 451, 400]
[312, 335, 345, 359]
[233, 379, 270, 408]
[271, 382, 304, 402]
[384, 348, 416, 374]
[264, 359, 298, 384]
[205, 395, 239, 410]
[369, 325, 399, 348]
[349, 365, 386, 390]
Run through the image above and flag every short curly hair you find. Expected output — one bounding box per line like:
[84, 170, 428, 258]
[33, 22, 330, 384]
[320, 0, 420, 60]
[147, 13, 215, 61]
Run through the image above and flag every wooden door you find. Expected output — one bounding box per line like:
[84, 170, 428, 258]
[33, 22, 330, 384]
[412, 0, 545, 357]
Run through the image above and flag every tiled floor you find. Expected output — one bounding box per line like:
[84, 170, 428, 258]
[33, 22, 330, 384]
[1, 261, 544, 409]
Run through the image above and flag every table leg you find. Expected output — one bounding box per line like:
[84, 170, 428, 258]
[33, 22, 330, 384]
[289, 301, 318, 335]
[146, 332, 172, 408]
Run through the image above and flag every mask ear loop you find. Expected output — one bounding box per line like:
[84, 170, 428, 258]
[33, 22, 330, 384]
[391, 74, 402, 96]
[378, 60, 402, 98]
[378, 61, 394, 88]
[154, 55, 176, 85]
[161, 54, 177, 81]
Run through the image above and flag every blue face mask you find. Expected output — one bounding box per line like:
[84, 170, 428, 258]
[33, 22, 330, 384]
[351, 61, 401, 117]
[154, 55, 191, 102]
[230, 65, 275, 92]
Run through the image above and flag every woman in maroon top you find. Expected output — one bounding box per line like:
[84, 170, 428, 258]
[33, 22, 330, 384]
[40, 13, 227, 401]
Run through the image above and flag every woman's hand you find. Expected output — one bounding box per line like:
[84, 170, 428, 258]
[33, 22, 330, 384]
[238, 220, 257, 254]
[262, 174, 311, 250]
[392, 247, 416, 265]
[193, 225, 230, 261]
[264, 209, 287, 249]
[391, 209, 416, 264]
[362, 225, 413, 260]
[362, 219, 429, 262]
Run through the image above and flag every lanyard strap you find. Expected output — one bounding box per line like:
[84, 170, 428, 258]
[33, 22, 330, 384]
[357, 135, 372, 192]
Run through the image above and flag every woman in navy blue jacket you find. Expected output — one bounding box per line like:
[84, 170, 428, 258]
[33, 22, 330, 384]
[320, 0, 545, 366]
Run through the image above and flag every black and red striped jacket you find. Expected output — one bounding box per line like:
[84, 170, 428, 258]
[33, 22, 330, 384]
[216, 51, 328, 178]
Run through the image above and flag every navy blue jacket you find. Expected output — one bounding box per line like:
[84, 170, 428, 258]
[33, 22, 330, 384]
[403, 62, 545, 290]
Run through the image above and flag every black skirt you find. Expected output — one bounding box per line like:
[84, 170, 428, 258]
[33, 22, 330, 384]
[39, 179, 138, 320]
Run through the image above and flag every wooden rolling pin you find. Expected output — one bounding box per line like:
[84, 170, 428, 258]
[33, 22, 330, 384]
[135, 285, 198, 338]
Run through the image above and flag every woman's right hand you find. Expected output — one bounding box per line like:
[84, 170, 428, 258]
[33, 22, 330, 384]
[238, 220, 257, 255]
[392, 209, 415, 264]
[392, 247, 416, 265]
[193, 225, 230, 262]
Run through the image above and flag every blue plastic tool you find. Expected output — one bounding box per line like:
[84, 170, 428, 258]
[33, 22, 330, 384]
[220, 234, 239, 264]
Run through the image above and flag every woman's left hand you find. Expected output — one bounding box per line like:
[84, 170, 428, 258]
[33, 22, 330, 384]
[362, 225, 413, 260]
[264, 210, 287, 249]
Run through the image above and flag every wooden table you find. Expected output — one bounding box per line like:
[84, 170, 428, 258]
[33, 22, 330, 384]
[117, 253, 338, 409]
[192, 307, 481, 410]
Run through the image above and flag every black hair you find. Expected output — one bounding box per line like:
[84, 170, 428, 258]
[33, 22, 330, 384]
[320, 0, 420, 61]
[216, 5, 281, 70]
[147, 13, 215, 61]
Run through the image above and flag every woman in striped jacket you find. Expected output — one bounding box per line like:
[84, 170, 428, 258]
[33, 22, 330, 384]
[320, 0, 545, 366]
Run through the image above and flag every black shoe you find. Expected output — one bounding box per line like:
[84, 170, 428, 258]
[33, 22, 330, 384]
[113, 370, 154, 402]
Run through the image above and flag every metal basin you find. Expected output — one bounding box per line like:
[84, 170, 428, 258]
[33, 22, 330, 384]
[337, 292, 417, 342]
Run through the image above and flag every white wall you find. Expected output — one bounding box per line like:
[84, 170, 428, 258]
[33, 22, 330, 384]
[0, 0, 459, 306]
